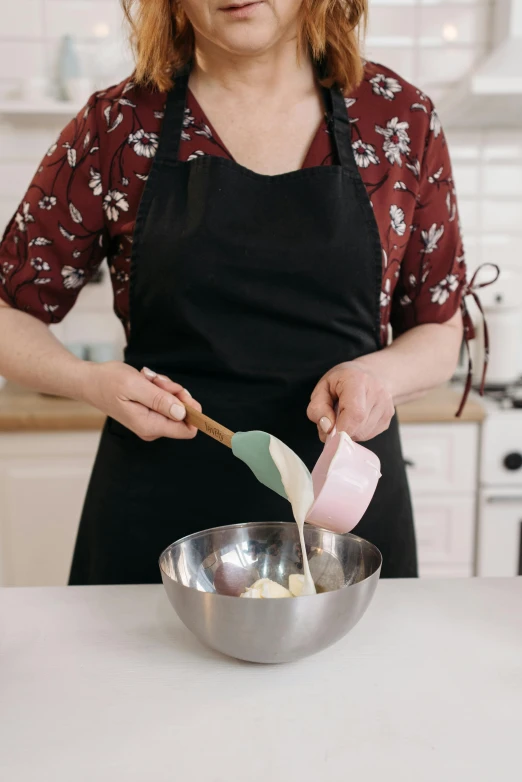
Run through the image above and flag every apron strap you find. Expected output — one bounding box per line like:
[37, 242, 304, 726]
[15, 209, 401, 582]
[325, 85, 357, 173]
[155, 64, 191, 165]
[158, 61, 356, 172]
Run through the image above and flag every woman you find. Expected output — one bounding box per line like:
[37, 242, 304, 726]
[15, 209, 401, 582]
[0, 0, 468, 583]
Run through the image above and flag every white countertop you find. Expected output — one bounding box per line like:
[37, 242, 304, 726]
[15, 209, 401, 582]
[1, 579, 520, 781]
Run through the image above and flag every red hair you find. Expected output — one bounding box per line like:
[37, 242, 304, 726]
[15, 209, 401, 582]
[122, 0, 367, 93]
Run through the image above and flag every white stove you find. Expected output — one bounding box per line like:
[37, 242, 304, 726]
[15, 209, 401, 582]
[477, 386, 522, 576]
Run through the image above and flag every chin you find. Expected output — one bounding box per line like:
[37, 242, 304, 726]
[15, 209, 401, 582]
[220, 35, 281, 55]
[210, 20, 284, 55]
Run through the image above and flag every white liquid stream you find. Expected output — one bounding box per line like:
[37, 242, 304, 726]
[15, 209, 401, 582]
[268, 436, 317, 596]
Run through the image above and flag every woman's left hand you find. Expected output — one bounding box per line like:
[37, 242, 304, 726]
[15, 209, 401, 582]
[307, 361, 395, 443]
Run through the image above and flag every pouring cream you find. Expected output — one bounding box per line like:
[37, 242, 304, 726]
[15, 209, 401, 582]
[268, 436, 316, 595]
[240, 435, 317, 598]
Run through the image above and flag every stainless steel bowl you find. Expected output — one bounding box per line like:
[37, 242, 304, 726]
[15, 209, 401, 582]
[159, 522, 381, 663]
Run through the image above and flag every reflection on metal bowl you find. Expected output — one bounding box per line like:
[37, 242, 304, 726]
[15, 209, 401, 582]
[159, 522, 381, 663]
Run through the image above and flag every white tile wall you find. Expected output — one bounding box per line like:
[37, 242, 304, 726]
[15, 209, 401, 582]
[0, 42, 47, 80]
[4, 1, 44, 39]
[0, 0, 520, 350]
[484, 165, 522, 196]
[448, 129, 522, 273]
[0, 118, 57, 162]
[44, 0, 124, 39]
[0, 162, 41, 198]
[366, 0, 492, 88]
[418, 4, 490, 46]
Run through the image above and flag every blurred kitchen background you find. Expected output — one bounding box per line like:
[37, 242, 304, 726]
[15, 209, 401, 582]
[1, 0, 522, 586]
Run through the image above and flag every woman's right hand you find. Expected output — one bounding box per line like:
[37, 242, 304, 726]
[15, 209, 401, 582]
[80, 361, 202, 441]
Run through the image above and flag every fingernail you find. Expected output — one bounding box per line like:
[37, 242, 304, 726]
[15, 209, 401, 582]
[320, 416, 332, 434]
[158, 374, 169, 382]
[142, 367, 157, 379]
[170, 403, 186, 421]
[184, 388, 192, 397]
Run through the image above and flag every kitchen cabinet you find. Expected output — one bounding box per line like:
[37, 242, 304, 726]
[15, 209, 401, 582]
[0, 431, 100, 586]
[400, 423, 479, 577]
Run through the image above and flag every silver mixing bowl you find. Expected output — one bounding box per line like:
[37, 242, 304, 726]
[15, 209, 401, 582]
[159, 522, 381, 664]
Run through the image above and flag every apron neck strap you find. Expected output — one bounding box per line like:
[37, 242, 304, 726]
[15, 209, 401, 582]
[156, 64, 192, 165]
[323, 84, 357, 171]
[158, 62, 356, 171]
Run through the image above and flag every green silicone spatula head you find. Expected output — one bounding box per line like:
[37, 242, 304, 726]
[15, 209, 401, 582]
[231, 430, 288, 500]
[181, 407, 288, 499]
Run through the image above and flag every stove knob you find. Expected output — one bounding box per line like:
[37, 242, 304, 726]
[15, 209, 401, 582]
[503, 452, 522, 471]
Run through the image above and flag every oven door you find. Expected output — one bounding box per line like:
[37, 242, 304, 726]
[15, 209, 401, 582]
[477, 489, 522, 576]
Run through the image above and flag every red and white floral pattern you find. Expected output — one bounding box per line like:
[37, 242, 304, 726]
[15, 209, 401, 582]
[0, 63, 466, 345]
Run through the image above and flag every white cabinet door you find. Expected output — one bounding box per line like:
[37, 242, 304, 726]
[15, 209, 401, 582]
[411, 494, 475, 578]
[477, 490, 522, 576]
[400, 423, 478, 494]
[0, 432, 100, 586]
[400, 422, 479, 578]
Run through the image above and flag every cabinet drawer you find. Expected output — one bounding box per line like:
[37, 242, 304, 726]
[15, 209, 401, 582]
[400, 423, 478, 494]
[412, 494, 475, 572]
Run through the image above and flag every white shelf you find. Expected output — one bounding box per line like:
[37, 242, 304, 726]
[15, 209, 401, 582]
[0, 101, 82, 117]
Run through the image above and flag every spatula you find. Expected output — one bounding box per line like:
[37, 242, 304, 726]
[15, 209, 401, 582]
[184, 406, 287, 499]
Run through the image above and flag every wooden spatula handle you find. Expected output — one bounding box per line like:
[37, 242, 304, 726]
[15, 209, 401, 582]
[184, 406, 234, 448]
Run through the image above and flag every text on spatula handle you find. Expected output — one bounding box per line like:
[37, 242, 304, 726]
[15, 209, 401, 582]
[184, 406, 234, 449]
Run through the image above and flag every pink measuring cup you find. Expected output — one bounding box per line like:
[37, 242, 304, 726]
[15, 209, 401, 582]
[305, 422, 381, 534]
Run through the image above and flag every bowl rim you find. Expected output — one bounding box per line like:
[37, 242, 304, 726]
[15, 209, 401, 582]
[158, 521, 382, 593]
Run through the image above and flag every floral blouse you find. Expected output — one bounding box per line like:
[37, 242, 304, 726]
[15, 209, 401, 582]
[0, 63, 467, 347]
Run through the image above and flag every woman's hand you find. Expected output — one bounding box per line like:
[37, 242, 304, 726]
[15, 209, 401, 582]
[80, 362, 202, 441]
[308, 313, 463, 442]
[307, 361, 395, 443]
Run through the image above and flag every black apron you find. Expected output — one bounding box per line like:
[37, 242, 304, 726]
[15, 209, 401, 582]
[70, 68, 417, 585]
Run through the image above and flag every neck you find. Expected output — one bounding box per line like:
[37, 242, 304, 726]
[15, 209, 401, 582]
[190, 36, 315, 101]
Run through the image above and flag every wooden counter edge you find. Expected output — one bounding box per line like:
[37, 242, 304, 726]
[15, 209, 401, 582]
[397, 389, 486, 424]
[0, 412, 105, 432]
[0, 384, 105, 432]
[0, 384, 486, 432]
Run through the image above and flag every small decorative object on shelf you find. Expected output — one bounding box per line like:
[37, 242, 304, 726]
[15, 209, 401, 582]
[57, 35, 93, 105]
[57, 35, 80, 100]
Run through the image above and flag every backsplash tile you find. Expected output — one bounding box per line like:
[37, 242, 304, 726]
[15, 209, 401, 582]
[458, 199, 482, 234]
[0, 163, 41, 199]
[44, 0, 124, 40]
[418, 4, 490, 46]
[0, 121, 57, 163]
[451, 163, 481, 195]
[482, 199, 522, 231]
[484, 166, 522, 196]
[4, 1, 44, 39]
[418, 46, 481, 84]
[0, 42, 47, 81]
